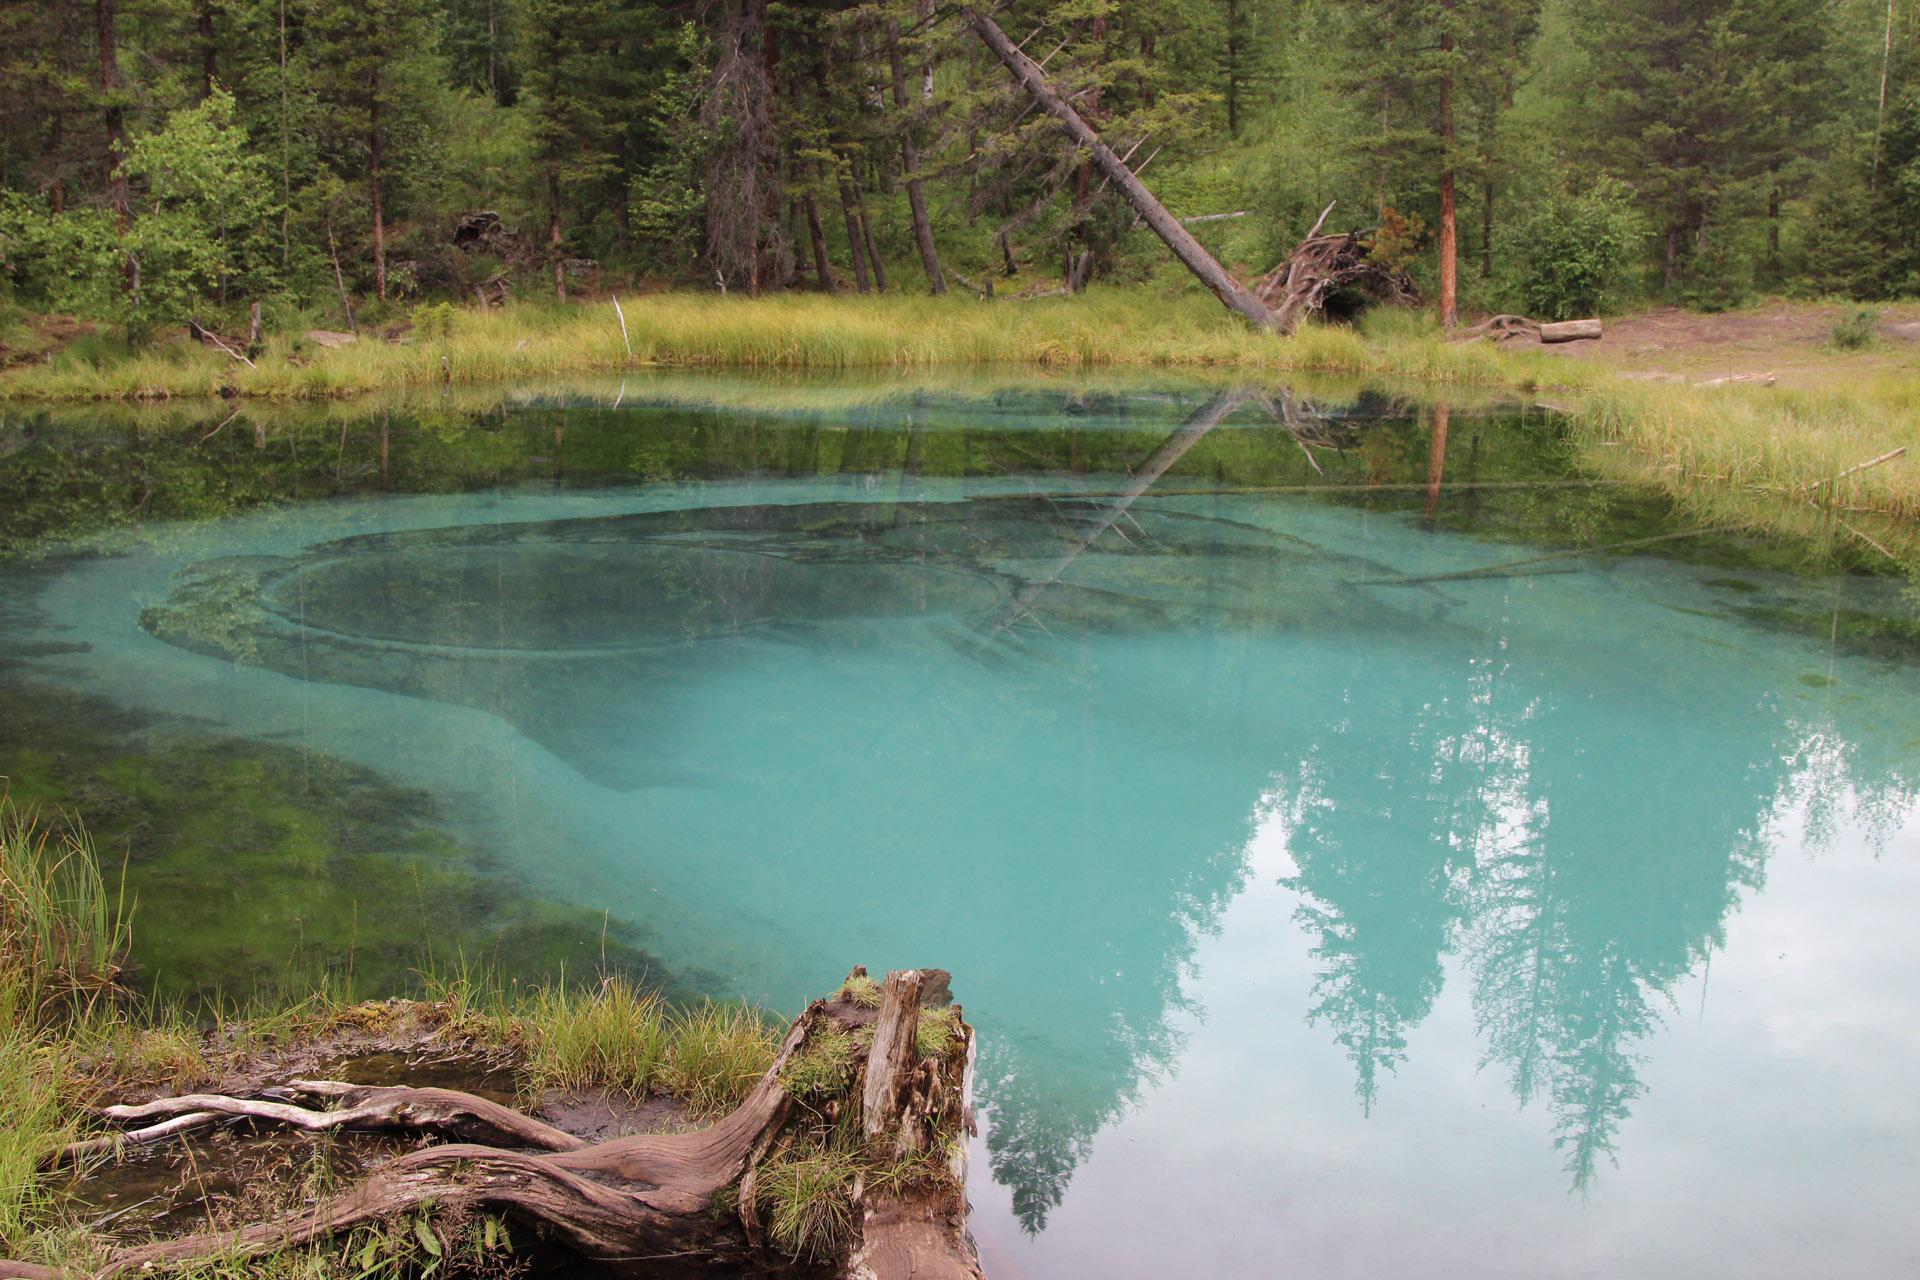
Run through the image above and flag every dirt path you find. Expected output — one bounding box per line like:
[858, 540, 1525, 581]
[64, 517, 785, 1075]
[1535, 300, 1920, 388]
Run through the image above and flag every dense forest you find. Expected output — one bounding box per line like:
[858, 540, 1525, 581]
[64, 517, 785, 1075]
[1, 0, 1916, 337]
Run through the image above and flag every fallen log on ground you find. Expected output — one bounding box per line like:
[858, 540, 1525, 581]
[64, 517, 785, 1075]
[0, 968, 982, 1280]
[1449, 315, 1603, 344]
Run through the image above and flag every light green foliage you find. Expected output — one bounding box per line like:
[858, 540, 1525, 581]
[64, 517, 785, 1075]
[1507, 179, 1644, 320]
[410, 301, 459, 341]
[627, 22, 711, 270]
[0, 800, 129, 1028]
[121, 87, 282, 333]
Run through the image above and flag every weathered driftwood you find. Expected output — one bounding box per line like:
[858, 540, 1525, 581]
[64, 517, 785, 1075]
[965, 8, 1276, 329]
[1539, 318, 1603, 343]
[0, 969, 981, 1280]
[1450, 314, 1602, 345]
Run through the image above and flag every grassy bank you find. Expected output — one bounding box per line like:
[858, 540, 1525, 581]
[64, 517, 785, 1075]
[2, 286, 1914, 551]
[0, 794, 790, 1277]
[0, 290, 1566, 401]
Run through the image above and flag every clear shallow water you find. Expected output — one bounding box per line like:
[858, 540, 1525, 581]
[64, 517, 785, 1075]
[4, 381, 1920, 1277]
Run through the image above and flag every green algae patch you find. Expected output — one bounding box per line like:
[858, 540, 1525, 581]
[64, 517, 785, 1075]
[0, 680, 698, 1006]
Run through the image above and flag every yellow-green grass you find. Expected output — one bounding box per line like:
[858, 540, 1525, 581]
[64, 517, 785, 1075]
[0, 289, 1567, 403]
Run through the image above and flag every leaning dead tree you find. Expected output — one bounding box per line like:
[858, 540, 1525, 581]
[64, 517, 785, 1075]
[965, 8, 1276, 328]
[0, 969, 983, 1280]
[965, 9, 1412, 335]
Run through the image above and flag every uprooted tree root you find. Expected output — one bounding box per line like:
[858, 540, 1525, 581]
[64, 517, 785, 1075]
[0, 968, 983, 1280]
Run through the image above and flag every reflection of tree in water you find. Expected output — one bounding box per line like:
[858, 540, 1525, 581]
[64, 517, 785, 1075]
[1284, 608, 1917, 1191]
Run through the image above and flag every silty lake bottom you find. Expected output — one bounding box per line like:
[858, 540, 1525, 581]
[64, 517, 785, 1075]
[3, 376, 1919, 1278]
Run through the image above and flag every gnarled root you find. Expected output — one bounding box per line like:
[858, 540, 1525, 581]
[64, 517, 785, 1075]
[6, 969, 983, 1280]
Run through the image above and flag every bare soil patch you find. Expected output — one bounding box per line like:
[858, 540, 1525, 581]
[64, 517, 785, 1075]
[1535, 301, 1920, 387]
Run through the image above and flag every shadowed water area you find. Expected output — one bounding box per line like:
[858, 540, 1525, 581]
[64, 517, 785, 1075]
[3, 376, 1919, 1277]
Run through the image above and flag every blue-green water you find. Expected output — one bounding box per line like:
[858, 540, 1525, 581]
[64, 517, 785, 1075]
[4, 381, 1919, 1277]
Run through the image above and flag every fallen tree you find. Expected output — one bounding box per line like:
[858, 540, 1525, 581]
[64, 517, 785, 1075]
[0, 968, 982, 1280]
[967, 9, 1416, 335]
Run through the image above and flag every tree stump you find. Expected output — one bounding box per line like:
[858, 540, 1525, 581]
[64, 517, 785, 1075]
[0, 969, 983, 1280]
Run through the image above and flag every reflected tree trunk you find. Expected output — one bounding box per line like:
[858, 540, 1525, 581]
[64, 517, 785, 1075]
[1425, 402, 1450, 527]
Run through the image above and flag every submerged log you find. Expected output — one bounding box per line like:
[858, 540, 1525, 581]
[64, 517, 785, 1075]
[0, 969, 982, 1280]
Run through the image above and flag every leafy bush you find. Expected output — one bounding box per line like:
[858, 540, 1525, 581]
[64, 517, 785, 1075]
[1506, 178, 1643, 320]
[1830, 308, 1881, 350]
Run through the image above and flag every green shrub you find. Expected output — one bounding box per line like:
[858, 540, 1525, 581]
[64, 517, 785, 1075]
[1506, 178, 1643, 321]
[1830, 308, 1881, 350]
[410, 301, 460, 342]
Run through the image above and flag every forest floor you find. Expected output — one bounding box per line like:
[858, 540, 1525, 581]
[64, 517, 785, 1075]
[1535, 299, 1920, 388]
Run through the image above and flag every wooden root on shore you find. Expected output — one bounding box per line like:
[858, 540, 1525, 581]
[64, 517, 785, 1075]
[0, 968, 983, 1280]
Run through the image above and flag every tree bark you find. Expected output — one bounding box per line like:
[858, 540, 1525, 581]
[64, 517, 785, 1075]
[547, 163, 567, 303]
[805, 188, 835, 292]
[839, 174, 873, 292]
[966, 8, 1274, 329]
[1424, 402, 1450, 527]
[370, 100, 388, 302]
[1437, 14, 1457, 329]
[4, 970, 982, 1280]
[888, 14, 946, 293]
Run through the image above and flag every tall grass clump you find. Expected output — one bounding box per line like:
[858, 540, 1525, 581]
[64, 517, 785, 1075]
[662, 1002, 779, 1119]
[0, 1031, 73, 1252]
[0, 797, 130, 1028]
[517, 976, 670, 1098]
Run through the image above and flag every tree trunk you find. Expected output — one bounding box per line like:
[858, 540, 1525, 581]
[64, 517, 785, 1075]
[839, 174, 873, 293]
[859, 185, 889, 291]
[805, 189, 835, 292]
[888, 14, 946, 293]
[370, 101, 387, 302]
[197, 0, 216, 100]
[548, 162, 567, 303]
[96, 0, 133, 292]
[1, 970, 983, 1280]
[1538, 318, 1602, 343]
[966, 8, 1274, 329]
[1437, 16, 1457, 328]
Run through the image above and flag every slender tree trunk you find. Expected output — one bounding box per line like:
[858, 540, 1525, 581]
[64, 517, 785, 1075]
[370, 101, 387, 302]
[804, 191, 834, 292]
[96, 0, 133, 291]
[1225, 0, 1240, 138]
[197, 0, 216, 99]
[548, 162, 567, 303]
[278, 0, 290, 268]
[326, 216, 357, 331]
[888, 14, 946, 292]
[838, 174, 872, 292]
[1874, 0, 1895, 189]
[1767, 160, 1781, 275]
[857, 177, 888, 291]
[1663, 225, 1680, 290]
[1437, 18, 1457, 328]
[1481, 176, 1493, 278]
[966, 8, 1273, 328]
[48, 111, 64, 213]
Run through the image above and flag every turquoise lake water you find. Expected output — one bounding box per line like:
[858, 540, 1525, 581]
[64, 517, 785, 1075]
[4, 380, 1919, 1276]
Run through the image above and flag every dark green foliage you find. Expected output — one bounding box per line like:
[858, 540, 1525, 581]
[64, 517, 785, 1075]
[0, 0, 1910, 319]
